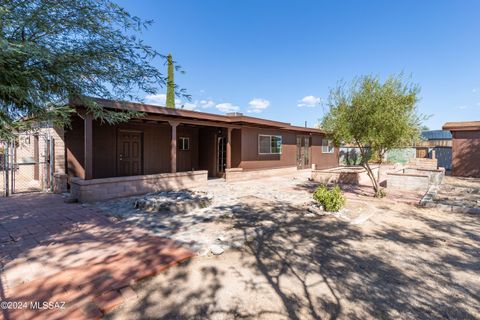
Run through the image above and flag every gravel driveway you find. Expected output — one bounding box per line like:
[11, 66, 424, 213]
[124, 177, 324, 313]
[105, 175, 480, 320]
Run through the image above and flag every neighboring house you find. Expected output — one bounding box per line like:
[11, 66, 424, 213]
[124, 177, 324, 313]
[442, 121, 480, 177]
[65, 98, 339, 202]
[415, 130, 452, 170]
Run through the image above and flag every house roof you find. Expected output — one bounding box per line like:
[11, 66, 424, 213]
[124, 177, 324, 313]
[72, 97, 326, 134]
[442, 121, 480, 131]
[421, 130, 452, 140]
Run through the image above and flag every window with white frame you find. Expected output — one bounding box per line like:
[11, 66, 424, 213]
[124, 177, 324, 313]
[178, 137, 190, 151]
[322, 139, 334, 153]
[259, 135, 282, 154]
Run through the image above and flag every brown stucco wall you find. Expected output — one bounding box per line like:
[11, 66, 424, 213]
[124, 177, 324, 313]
[311, 134, 340, 169]
[177, 126, 199, 172]
[451, 130, 480, 177]
[231, 128, 242, 168]
[238, 127, 296, 169]
[65, 116, 340, 180]
[66, 118, 201, 179]
[198, 127, 217, 177]
[237, 129, 339, 170]
[65, 115, 85, 179]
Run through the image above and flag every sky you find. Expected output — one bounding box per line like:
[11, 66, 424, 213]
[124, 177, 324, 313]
[116, 0, 480, 129]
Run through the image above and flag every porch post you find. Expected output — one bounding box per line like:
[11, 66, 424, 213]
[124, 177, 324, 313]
[170, 121, 179, 173]
[84, 113, 93, 180]
[226, 127, 232, 169]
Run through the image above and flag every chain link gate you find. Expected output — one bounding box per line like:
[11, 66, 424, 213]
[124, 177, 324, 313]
[1, 133, 54, 197]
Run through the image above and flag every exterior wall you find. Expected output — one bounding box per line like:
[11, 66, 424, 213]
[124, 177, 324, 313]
[65, 115, 85, 179]
[451, 130, 480, 177]
[231, 128, 242, 168]
[65, 118, 201, 180]
[64, 115, 340, 181]
[70, 170, 208, 202]
[237, 129, 338, 170]
[311, 134, 339, 169]
[177, 126, 199, 172]
[238, 127, 296, 169]
[198, 127, 218, 177]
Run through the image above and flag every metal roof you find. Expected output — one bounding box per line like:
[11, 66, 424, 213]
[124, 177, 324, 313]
[421, 130, 452, 140]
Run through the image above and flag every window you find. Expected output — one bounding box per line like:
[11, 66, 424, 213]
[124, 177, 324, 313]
[259, 135, 282, 154]
[178, 137, 190, 150]
[322, 139, 334, 153]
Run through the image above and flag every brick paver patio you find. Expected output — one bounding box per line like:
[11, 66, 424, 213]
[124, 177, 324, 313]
[0, 193, 194, 320]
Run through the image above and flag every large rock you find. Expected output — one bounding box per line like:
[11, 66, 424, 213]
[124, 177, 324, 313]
[134, 190, 212, 214]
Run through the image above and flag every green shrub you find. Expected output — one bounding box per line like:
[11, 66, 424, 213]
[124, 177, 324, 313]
[313, 185, 346, 212]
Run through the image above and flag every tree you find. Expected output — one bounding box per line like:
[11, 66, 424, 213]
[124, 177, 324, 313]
[321, 74, 422, 197]
[0, 0, 188, 139]
[166, 53, 175, 108]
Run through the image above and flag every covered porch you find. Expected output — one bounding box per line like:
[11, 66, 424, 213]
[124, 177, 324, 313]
[65, 109, 240, 202]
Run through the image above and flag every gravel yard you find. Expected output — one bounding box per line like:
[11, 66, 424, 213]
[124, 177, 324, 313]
[102, 174, 480, 319]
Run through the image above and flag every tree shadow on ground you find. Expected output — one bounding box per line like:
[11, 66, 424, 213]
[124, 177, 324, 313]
[107, 197, 480, 319]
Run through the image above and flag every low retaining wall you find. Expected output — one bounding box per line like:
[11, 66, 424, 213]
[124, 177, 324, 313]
[311, 166, 379, 185]
[225, 166, 299, 182]
[407, 158, 438, 170]
[70, 170, 208, 202]
[387, 167, 444, 191]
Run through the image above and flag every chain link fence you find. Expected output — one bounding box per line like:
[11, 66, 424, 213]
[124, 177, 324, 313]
[0, 133, 54, 197]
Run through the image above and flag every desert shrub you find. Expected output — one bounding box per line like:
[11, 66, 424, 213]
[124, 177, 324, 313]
[313, 185, 345, 212]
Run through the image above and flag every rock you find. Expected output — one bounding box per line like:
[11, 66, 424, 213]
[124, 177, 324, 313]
[209, 244, 224, 255]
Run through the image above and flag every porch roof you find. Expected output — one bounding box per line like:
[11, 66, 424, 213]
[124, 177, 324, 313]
[71, 97, 325, 134]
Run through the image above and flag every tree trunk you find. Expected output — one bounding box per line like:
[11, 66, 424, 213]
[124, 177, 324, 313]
[356, 143, 382, 197]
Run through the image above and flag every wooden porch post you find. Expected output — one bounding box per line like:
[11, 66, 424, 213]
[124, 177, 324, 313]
[226, 127, 232, 169]
[170, 121, 179, 173]
[84, 113, 93, 180]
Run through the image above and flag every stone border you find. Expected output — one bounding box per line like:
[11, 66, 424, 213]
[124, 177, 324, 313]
[70, 170, 208, 202]
[420, 184, 480, 214]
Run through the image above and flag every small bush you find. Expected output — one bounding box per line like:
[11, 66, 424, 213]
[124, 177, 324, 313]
[313, 185, 345, 212]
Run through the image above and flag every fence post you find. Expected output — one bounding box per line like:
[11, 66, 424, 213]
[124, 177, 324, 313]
[4, 142, 9, 197]
[50, 138, 54, 192]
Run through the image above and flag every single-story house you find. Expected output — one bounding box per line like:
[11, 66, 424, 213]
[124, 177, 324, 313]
[442, 121, 480, 177]
[65, 98, 339, 202]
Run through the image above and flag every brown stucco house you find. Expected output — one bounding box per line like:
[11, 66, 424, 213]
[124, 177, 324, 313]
[65, 98, 339, 202]
[442, 121, 480, 178]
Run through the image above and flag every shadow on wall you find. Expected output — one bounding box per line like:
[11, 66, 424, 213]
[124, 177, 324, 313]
[106, 197, 480, 319]
[71, 171, 206, 202]
[453, 131, 480, 177]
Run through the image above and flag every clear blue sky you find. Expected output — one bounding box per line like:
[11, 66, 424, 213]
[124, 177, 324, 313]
[116, 0, 480, 129]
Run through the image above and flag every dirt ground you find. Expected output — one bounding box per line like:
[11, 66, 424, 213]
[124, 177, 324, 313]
[105, 175, 480, 320]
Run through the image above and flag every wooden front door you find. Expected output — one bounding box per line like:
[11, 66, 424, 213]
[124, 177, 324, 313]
[117, 131, 143, 176]
[296, 136, 311, 169]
